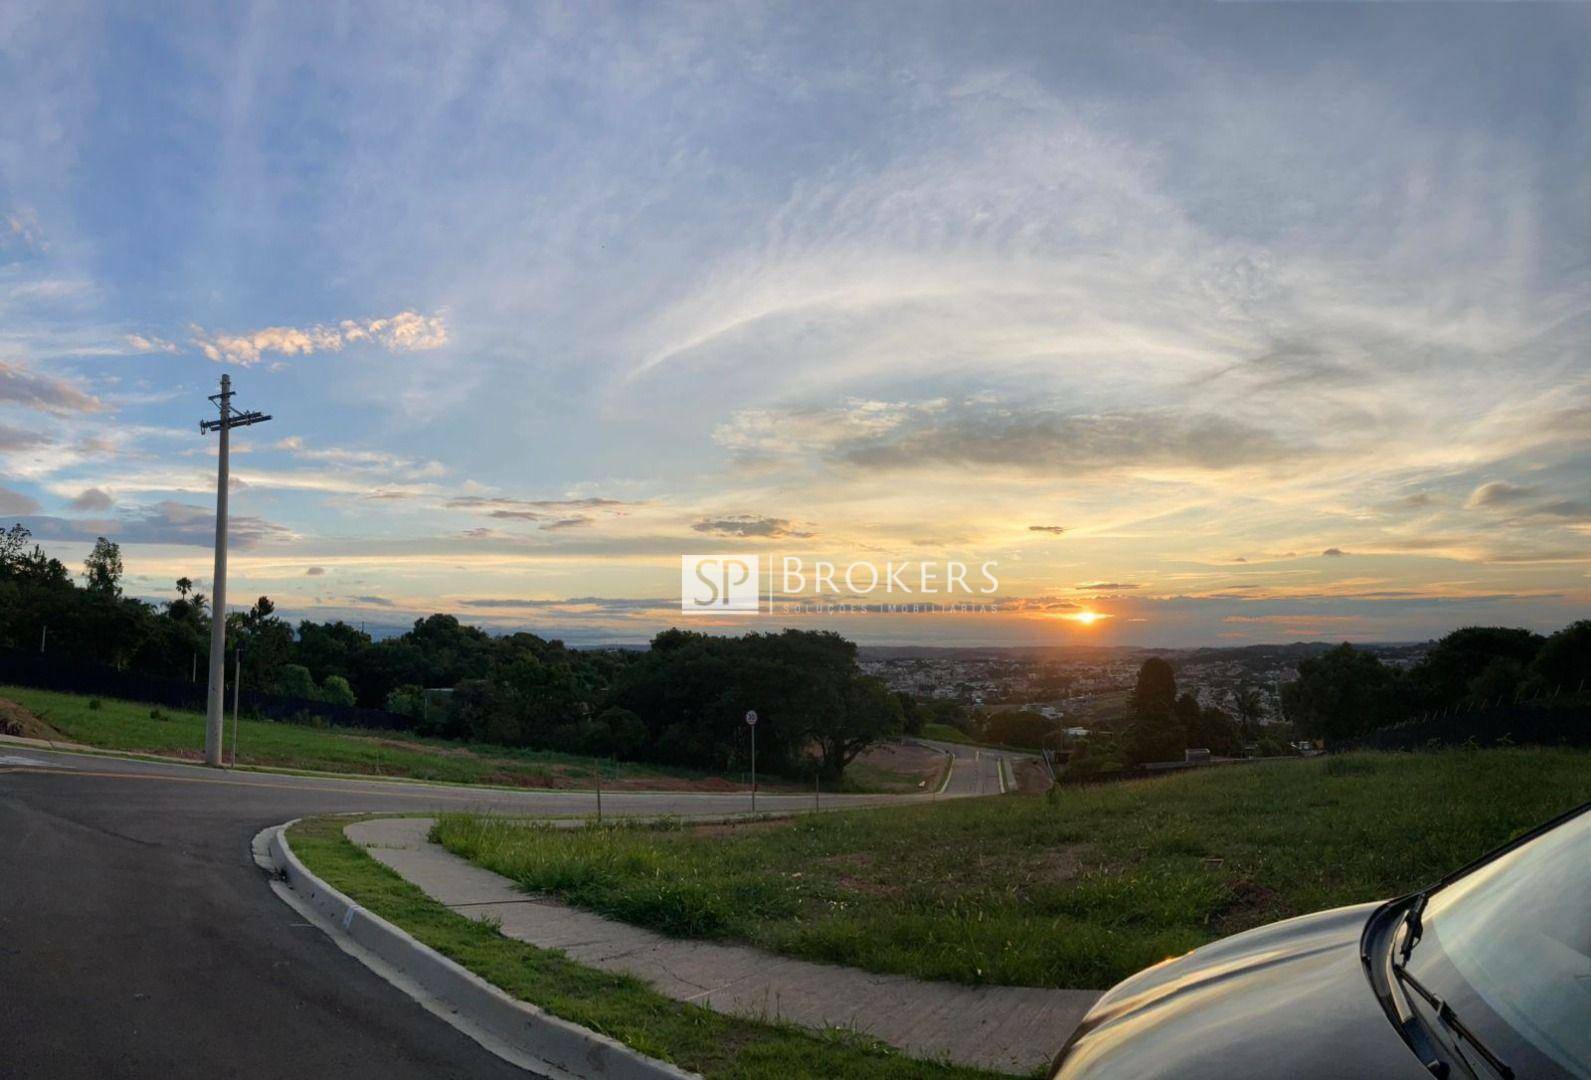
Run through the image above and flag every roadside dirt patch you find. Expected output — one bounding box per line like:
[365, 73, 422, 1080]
[848, 739, 946, 790]
[1013, 758, 1052, 793]
[0, 698, 65, 741]
[1215, 877, 1287, 934]
[815, 851, 901, 897]
[1031, 844, 1085, 886]
[690, 817, 794, 837]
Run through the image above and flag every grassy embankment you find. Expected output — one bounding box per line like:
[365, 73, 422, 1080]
[0, 685, 931, 793]
[1, 685, 719, 789]
[435, 748, 1591, 990]
[286, 816, 999, 1080]
[920, 722, 975, 744]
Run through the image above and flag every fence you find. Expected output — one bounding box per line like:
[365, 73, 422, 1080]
[1344, 695, 1590, 752]
[0, 646, 414, 731]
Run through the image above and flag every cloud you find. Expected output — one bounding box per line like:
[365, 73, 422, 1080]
[1, 210, 45, 257]
[447, 496, 631, 512]
[189, 310, 448, 365]
[1027, 525, 1067, 535]
[541, 517, 590, 531]
[17, 501, 292, 548]
[1077, 581, 1140, 590]
[716, 399, 1297, 475]
[125, 333, 178, 354]
[346, 594, 395, 607]
[0, 422, 48, 452]
[0, 487, 41, 515]
[691, 514, 814, 539]
[0, 361, 102, 414]
[1322, 547, 1348, 557]
[305, 565, 326, 576]
[67, 487, 113, 512]
[1465, 481, 1537, 509]
[457, 596, 668, 611]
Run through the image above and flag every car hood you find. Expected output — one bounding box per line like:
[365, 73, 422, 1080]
[1051, 902, 1429, 1080]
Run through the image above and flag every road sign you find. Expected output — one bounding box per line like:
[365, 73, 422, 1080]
[745, 709, 758, 726]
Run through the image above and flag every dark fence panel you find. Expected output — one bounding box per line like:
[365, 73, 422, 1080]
[0, 646, 414, 731]
[1344, 697, 1590, 751]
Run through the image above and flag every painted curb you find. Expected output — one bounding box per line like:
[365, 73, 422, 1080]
[258, 821, 700, 1080]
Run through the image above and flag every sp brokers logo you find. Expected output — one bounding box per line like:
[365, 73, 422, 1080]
[680, 555, 761, 614]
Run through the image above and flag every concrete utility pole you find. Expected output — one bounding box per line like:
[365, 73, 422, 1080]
[198, 374, 271, 767]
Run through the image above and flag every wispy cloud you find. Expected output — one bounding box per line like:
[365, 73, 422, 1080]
[18, 501, 293, 548]
[691, 514, 814, 539]
[0, 361, 102, 414]
[189, 311, 448, 365]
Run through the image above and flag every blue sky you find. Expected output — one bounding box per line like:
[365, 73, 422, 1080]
[1, 2, 1587, 646]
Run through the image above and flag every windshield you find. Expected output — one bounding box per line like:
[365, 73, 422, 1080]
[1405, 808, 1591, 1078]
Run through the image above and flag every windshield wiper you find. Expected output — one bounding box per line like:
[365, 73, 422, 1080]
[1399, 892, 1428, 963]
[1392, 963, 1515, 1080]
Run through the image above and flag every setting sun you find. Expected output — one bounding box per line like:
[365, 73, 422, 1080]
[1062, 610, 1110, 627]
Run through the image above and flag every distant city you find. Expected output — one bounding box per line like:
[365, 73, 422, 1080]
[857, 642, 1431, 733]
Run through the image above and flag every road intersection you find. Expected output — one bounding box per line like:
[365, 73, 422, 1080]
[0, 741, 1036, 1079]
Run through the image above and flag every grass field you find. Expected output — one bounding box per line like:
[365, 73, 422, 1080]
[436, 748, 1591, 990]
[287, 816, 998, 1080]
[0, 686, 717, 788]
[1, 685, 924, 793]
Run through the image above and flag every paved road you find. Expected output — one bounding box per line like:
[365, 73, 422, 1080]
[915, 738, 1031, 796]
[0, 747, 923, 1080]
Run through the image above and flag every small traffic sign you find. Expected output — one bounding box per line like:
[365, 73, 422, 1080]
[745, 709, 758, 726]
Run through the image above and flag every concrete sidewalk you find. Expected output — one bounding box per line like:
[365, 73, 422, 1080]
[347, 817, 1100, 1075]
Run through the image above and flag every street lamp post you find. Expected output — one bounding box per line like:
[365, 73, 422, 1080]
[198, 374, 271, 767]
[746, 709, 758, 814]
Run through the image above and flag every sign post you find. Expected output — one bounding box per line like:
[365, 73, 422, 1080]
[745, 710, 758, 814]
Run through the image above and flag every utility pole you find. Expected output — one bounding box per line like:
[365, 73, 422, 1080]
[198, 374, 271, 767]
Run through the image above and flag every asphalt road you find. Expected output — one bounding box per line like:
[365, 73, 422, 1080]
[915, 738, 1030, 796]
[0, 747, 921, 1080]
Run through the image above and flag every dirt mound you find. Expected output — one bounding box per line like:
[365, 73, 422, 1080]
[0, 698, 65, 741]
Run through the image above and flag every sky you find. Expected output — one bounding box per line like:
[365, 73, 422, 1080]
[1, 2, 1587, 647]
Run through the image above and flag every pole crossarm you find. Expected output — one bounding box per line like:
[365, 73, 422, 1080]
[199, 409, 272, 433]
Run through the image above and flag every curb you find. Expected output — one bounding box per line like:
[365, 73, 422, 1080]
[255, 820, 700, 1080]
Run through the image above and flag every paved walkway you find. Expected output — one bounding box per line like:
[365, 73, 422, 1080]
[346, 817, 1099, 1075]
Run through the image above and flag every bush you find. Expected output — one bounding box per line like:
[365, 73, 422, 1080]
[319, 674, 357, 708]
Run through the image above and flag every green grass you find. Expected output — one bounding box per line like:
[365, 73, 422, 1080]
[435, 748, 1591, 990]
[1, 685, 699, 787]
[921, 723, 974, 744]
[286, 816, 1001, 1079]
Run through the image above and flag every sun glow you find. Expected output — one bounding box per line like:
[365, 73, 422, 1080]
[1061, 609, 1109, 626]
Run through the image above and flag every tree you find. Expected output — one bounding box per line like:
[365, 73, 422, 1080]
[1123, 658, 1184, 764]
[1233, 685, 1264, 737]
[809, 674, 903, 779]
[175, 577, 194, 598]
[319, 674, 357, 708]
[273, 664, 318, 700]
[1281, 643, 1405, 743]
[1530, 620, 1591, 694]
[1129, 658, 1177, 720]
[1411, 627, 1544, 710]
[83, 537, 123, 599]
[0, 524, 31, 574]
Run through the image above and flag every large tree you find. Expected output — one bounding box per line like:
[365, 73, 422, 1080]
[82, 537, 123, 599]
[1281, 643, 1406, 743]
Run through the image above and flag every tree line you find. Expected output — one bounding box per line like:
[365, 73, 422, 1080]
[0, 524, 900, 776]
[1280, 623, 1590, 743]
